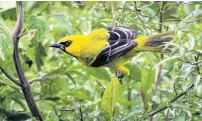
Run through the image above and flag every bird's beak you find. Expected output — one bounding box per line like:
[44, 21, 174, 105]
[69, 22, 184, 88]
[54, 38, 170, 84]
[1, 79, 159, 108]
[50, 42, 65, 50]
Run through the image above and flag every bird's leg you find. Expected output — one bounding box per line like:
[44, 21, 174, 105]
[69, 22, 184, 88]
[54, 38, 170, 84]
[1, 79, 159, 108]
[115, 70, 124, 84]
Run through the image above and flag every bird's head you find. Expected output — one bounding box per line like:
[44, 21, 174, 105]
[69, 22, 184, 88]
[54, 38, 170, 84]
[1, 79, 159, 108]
[50, 35, 85, 57]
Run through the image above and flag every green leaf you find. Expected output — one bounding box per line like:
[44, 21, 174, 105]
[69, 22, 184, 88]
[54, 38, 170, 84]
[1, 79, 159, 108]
[26, 15, 48, 46]
[26, 15, 48, 71]
[101, 77, 121, 121]
[41, 78, 63, 97]
[187, 34, 195, 50]
[43, 67, 66, 79]
[174, 112, 187, 121]
[0, 8, 16, 20]
[65, 72, 76, 86]
[34, 42, 47, 71]
[10, 97, 27, 111]
[125, 63, 141, 82]
[51, 13, 73, 35]
[87, 67, 111, 81]
[0, 79, 19, 89]
[3, 110, 31, 121]
[80, 20, 92, 35]
[0, 1, 16, 20]
[68, 70, 87, 79]
[141, 67, 155, 111]
[194, 75, 201, 92]
[0, 19, 12, 65]
[175, 9, 202, 30]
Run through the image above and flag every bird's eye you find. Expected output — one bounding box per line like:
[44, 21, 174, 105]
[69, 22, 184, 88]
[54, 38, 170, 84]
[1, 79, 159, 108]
[65, 40, 72, 46]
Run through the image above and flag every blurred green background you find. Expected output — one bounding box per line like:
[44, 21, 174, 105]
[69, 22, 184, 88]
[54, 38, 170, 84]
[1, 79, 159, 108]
[0, 1, 202, 121]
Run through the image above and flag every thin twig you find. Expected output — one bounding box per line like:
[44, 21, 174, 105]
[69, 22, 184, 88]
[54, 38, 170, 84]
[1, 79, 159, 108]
[164, 19, 182, 22]
[134, 2, 156, 19]
[0, 66, 21, 86]
[164, 18, 202, 23]
[194, 53, 201, 74]
[127, 86, 132, 110]
[18, 31, 27, 38]
[134, 2, 159, 31]
[37, 2, 51, 16]
[177, 58, 202, 65]
[113, 1, 127, 24]
[114, 1, 127, 23]
[111, 1, 115, 20]
[188, 18, 202, 23]
[190, 60, 202, 65]
[94, 79, 105, 90]
[177, 58, 191, 64]
[12, 2, 43, 121]
[153, 1, 166, 95]
[153, 54, 164, 95]
[165, 109, 169, 121]
[29, 77, 50, 85]
[143, 83, 194, 119]
[60, 108, 75, 111]
[79, 107, 84, 121]
[58, 103, 84, 121]
[151, 2, 166, 120]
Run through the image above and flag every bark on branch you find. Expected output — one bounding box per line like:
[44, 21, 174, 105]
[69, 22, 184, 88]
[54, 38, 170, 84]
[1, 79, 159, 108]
[12, 1, 43, 121]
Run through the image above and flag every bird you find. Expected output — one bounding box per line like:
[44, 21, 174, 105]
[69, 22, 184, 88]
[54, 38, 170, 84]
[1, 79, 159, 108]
[50, 26, 173, 79]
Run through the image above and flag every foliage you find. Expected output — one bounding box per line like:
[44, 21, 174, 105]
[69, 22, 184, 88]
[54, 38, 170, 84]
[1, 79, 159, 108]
[101, 77, 121, 121]
[0, 1, 202, 121]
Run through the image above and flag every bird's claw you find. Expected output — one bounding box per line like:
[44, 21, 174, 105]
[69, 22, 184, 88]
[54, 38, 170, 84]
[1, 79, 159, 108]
[117, 73, 124, 85]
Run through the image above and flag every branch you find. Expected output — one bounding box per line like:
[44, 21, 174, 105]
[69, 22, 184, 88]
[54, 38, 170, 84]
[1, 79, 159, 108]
[143, 83, 194, 119]
[192, 60, 202, 65]
[188, 18, 202, 23]
[18, 31, 27, 38]
[153, 1, 167, 96]
[134, 2, 159, 31]
[165, 109, 169, 121]
[114, 1, 127, 22]
[164, 18, 202, 23]
[177, 58, 202, 65]
[151, 2, 166, 120]
[58, 103, 84, 121]
[164, 19, 181, 22]
[153, 54, 164, 95]
[0, 66, 21, 86]
[29, 77, 50, 85]
[79, 107, 84, 121]
[12, 1, 43, 121]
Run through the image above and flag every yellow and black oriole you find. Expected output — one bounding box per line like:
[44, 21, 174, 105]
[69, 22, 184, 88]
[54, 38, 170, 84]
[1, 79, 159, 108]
[50, 26, 173, 77]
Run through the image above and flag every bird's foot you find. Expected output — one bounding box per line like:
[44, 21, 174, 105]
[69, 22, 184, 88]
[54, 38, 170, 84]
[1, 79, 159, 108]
[118, 74, 124, 85]
[116, 71, 124, 84]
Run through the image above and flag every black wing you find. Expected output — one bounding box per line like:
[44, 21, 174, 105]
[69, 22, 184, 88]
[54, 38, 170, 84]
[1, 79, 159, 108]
[91, 26, 138, 67]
